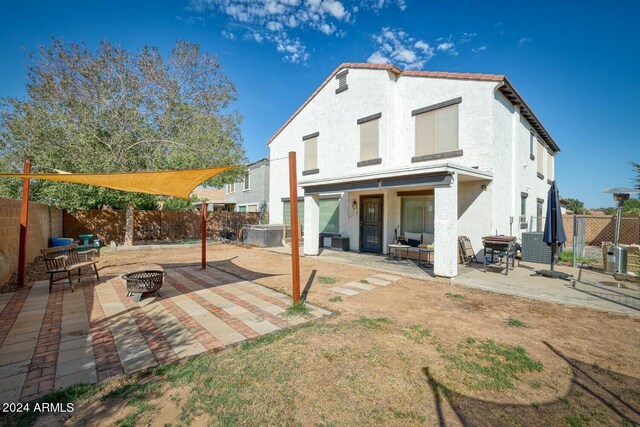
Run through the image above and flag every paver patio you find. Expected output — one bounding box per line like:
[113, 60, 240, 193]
[0, 266, 330, 404]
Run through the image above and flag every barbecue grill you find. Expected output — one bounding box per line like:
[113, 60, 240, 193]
[482, 236, 517, 275]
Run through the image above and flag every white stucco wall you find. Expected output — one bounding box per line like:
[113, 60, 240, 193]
[269, 68, 499, 224]
[268, 65, 557, 273]
[491, 91, 554, 242]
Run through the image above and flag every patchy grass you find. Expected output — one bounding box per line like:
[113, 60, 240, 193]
[6, 317, 618, 427]
[281, 302, 311, 318]
[445, 339, 544, 391]
[558, 251, 597, 265]
[563, 414, 591, 427]
[445, 292, 465, 300]
[329, 296, 343, 303]
[402, 324, 432, 344]
[359, 279, 370, 284]
[355, 316, 392, 330]
[318, 276, 337, 284]
[506, 318, 528, 328]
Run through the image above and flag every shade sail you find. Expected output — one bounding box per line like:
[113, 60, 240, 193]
[0, 166, 236, 199]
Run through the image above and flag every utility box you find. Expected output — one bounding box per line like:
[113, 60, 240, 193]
[521, 232, 553, 264]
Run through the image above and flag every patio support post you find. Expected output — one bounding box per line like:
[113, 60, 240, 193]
[17, 159, 31, 288]
[288, 152, 301, 304]
[201, 201, 207, 269]
[433, 173, 458, 277]
[304, 194, 320, 256]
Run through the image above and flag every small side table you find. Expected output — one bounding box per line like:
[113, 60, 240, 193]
[417, 247, 434, 267]
[388, 244, 410, 264]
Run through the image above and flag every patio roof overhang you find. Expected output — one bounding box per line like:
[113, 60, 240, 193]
[300, 163, 492, 195]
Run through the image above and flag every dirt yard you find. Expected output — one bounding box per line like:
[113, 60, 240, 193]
[4, 243, 639, 426]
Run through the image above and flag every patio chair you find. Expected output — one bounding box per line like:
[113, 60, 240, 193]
[458, 236, 478, 264]
[41, 244, 100, 292]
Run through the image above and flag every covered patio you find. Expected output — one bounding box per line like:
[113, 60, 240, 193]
[0, 264, 330, 403]
[300, 163, 492, 278]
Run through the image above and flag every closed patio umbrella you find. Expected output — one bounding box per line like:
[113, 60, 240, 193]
[543, 181, 567, 271]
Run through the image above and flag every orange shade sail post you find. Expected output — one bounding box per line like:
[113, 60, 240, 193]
[201, 201, 207, 270]
[288, 152, 301, 305]
[17, 160, 31, 288]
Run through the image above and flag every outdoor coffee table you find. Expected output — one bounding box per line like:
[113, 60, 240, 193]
[122, 270, 166, 302]
[387, 244, 411, 264]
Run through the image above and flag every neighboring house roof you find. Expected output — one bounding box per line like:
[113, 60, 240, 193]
[191, 187, 225, 203]
[266, 62, 559, 153]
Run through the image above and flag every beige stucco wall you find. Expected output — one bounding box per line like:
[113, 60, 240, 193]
[0, 198, 63, 286]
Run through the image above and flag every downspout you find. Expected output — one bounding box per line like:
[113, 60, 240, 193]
[493, 80, 517, 237]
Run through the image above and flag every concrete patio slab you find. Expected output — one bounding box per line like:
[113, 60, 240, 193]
[452, 262, 639, 317]
[344, 282, 376, 291]
[328, 287, 360, 296]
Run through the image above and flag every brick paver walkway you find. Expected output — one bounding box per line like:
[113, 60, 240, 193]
[0, 266, 330, 403]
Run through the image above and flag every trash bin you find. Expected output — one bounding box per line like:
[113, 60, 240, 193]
[605, 244, 628, 274]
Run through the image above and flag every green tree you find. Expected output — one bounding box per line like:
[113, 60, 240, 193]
[0, 39, 246, 243]
[564, 198, 586, 215]
[633, 161, 640, 190]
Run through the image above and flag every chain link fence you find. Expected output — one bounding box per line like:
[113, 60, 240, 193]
[570, 215, 640, 268]
[526, 215, 640, 269]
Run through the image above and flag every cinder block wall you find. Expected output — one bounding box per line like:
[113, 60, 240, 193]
[0, 198, 63, 285]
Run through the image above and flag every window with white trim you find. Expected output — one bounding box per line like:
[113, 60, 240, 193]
[520, 193, 528, 225]
[243, 172, 250, 191]
[228, 182, 235, 194]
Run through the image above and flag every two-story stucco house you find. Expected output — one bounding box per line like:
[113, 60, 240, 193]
[225, 158, 270, 217]
[268, 63, 559, 277]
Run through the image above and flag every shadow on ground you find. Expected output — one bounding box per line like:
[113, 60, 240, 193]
[426, 342, 640, 426]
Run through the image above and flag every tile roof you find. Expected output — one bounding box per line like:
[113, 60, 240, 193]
[266, 62, 558, 153]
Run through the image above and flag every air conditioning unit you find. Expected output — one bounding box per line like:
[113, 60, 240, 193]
[521, 232, 553, 264]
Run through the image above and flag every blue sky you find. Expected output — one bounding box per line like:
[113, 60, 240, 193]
[1, 0, 638, 208]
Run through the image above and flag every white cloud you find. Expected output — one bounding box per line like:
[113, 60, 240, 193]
[221, 30, 236, 40]
[459, 32, 476, 43]
[437, 42, 455, 52]
[518, 37, 532, 47]
[362, 0, 406, 11]
[471, 45, 486, 53]
[368, 27, 434, 70]
[367, 51, 389, 64]
[191, 0, 360, 63]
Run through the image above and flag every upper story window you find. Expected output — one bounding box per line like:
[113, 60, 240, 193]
[302, 132, 319, 175]
[547, 152, 554, 181]
[357, 113, 382, 167]
[537, 141, 544, 177]
[520, 192, 528, 226]
[529, 132, 535, 160]
[243, 172, 250, 191]
[228, 182, 235, 194]
[412, 97, 461, 162]
[335, 69, 348, 94]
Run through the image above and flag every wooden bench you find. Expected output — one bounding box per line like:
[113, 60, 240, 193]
[41, 244, 100, 292]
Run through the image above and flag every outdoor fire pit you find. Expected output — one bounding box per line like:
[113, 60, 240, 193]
[122, 270, 166, 302]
